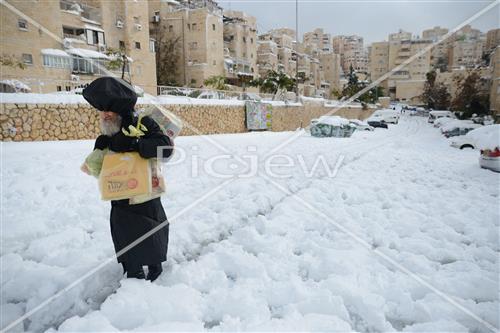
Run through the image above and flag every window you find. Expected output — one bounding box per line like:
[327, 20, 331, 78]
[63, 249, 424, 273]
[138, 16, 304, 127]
[154, 10, 160, 16]
[57, 86, 62, 92]
[42, 54, 71, 69]
[149, 38, 155, 52]
[250, 53, 253, 58]
[18, 19, 28, 31]
[22, 53, 33, 65]
[65, 86, 71, 91]
[213, 60, 216, 65]
[212, 24, 216, 31]
[243, 37, 246, 43]
[187, 23, 191, 30]
[168, 25, 173, 32]
[135, 41, 141, 49]
[119, 40, 125, 49]
[191, 79, 196, 84]
[192, 23, 197, 31]
[250, 38, 253, 44]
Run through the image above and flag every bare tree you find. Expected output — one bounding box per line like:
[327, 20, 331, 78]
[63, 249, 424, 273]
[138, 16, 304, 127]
[152, 23, 182, 86]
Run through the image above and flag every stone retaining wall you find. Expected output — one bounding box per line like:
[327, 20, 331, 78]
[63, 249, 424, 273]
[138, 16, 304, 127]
[0, 102, 376, 141]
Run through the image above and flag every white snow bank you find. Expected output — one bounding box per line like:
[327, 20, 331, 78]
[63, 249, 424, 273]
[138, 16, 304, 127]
[441, 120, 480, 132]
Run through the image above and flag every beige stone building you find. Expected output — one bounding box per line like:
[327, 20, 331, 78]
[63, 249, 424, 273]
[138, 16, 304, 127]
[222, 10, 257, 86]
[422, 26, 450, 70]
[448, 24, 484, 69]
[369, 41, 389, 85]
[489, 46, 500, 121]
[319, 52, 341, 96]
[303, 28, 332, 53]
[256, 38, 278, 78]
[148, 0, 224, 88]
[1, 0, 157, 94]
[485, 29, 500, 55]
[332, 35, 368, 74]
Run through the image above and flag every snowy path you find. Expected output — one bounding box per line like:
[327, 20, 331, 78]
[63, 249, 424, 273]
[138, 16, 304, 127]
[1, 117, 498, 332]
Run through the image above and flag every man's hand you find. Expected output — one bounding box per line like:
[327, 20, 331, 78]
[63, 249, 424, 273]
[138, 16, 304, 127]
[94, 135, 111, 150]
[109, 132, 139, 152]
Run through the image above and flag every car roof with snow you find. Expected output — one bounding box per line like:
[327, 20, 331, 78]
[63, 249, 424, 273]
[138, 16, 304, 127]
[429, 110, 453, 116]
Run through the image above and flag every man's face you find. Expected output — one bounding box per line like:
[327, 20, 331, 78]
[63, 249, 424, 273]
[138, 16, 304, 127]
[99, 111, 122, 136]
[100, 111, 118, 122]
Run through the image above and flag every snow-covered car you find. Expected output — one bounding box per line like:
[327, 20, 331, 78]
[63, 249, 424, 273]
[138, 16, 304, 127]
[349, 119, 374, 131]
[433, 117, 455, 128]
[428, 110, 454, 123]
[310, 116, 356, 137]
[366, 114, 389, 128]
[441, 120, 482, 138]
[371, 109, 400, 124]
[450, 125, 500, 150]
[476, 125, 500, 172]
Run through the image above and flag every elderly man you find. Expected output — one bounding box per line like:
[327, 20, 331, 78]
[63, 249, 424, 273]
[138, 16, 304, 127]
[83, 77, 173, 282]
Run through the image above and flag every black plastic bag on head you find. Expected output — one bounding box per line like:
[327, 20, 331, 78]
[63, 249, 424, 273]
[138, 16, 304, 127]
[83, 77, 138, 119]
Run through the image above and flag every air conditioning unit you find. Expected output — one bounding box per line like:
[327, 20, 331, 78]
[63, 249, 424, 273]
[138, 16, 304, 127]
[98, 44, 106, 52]
[135, 23, 142, 31]
[63, 39, 73, 49]
[152, 15, 160, 23]
[71, 75, 80, 82]
[116, 20, 124, 29]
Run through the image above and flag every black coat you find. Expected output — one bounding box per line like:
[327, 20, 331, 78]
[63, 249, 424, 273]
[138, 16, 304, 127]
[97, 115, 173, 266]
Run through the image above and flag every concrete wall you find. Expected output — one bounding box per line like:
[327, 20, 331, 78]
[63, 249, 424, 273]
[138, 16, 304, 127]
[0, 101, 375, 141]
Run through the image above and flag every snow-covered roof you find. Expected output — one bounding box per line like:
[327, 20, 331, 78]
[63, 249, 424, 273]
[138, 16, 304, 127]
[160, 0, 180, 4]
[41, 49, 70, 57]
[0, 80, 31, 91]
[66, 48, 109, 59]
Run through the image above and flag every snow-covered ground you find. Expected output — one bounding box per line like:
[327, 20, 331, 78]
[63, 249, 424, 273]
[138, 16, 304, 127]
[1, 116, 499, 332]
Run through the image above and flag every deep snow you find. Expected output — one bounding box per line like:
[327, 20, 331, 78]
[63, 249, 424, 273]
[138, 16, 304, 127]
[1, 117, 499, 332]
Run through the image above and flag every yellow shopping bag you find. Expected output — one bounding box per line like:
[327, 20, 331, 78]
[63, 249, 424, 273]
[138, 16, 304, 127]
[99, 152, 152, 201]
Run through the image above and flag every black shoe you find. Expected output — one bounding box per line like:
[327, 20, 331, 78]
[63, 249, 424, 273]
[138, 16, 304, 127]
[147, 264, 163, 282]
[124, 263, 145, 279]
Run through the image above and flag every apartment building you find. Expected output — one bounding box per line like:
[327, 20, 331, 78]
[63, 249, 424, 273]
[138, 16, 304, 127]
[422, 26, 450, 70]
[1, 0, 156, 94]
[490, 46, 500, 120]
[303, 28, 332, 53]
[485, 29, 500, 55]
[256, 38, 278, 77]
[448, 24, 484, 69]
[222, 10, 257, 86]
[149, 0, 224, 88]
[369, 41, 389, 84]
[368, 29, 431, 102]
[332, 35, 368, 74]
[319, 52, 341, 95]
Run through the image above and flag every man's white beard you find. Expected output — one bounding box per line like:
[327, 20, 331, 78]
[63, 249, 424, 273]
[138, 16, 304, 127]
[100, 115, 122, 136]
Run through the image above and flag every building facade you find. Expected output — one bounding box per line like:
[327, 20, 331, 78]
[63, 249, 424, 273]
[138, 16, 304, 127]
[1, 0, 157, 94]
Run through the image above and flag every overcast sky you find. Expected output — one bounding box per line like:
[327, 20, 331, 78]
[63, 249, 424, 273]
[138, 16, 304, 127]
[219, 0, 499, 44]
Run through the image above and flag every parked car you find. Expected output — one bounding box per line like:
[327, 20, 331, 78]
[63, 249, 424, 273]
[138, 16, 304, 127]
[475, 125, 500, 172]
[450, 125, 500, 150]
[349, 119, 374, 131]
[366, 120, 388, 129]
[433, 117, 455, 128]
[428, 110, 455, 123]
[441, 120, 482, 138]
[371, 109, 400, 124]
[310, 116, 356, 137]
